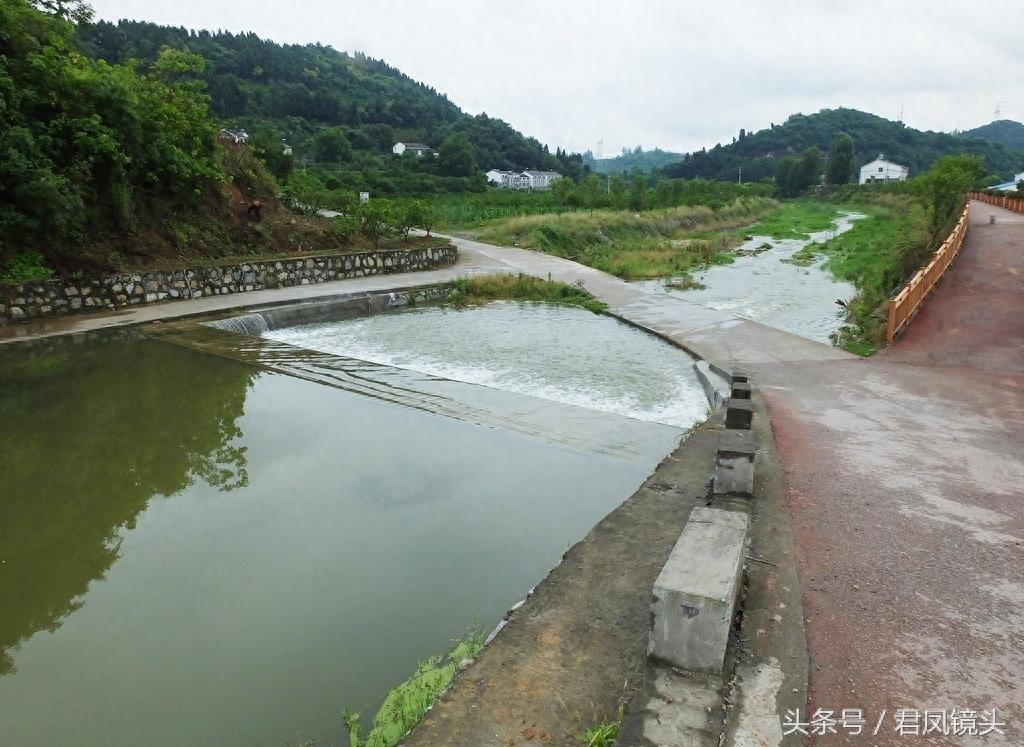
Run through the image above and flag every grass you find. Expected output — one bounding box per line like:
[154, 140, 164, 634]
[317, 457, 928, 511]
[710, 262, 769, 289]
[469, 197, 777, 283]
[445, 274, 608, 313]
[787, 198, 932, 354]
[343, 627, 485, 747]
[581, 720, 621, 746]
[743, 199, 848, 239]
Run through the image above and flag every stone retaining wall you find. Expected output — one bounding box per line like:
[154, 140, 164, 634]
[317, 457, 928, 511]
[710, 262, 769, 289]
[0, 245, 458, 323]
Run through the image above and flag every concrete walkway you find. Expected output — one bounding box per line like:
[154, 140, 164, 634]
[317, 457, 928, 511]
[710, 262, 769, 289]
[758, 201, 1024, 744]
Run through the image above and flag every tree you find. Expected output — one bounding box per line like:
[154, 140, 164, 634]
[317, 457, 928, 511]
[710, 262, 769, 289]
[438, 133, 476, 177]
[826, 133, 855, 185]
[774, 157, 801, 198]
[580, 173, 602, 214]
[628, 175, 647, 212]
[251, 134, 293, 182]
[917, 154, 985, 231]
[798, 147, 822, 190]
[312, 128, 352, 163]
[609, 175, 626, 209]
[550, 175, 574, 214]
[358, 200, 395, 249]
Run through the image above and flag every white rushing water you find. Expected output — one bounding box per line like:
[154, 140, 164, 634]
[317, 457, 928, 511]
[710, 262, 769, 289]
[646, 211, 865, 344]
[264, 302, 710, 429]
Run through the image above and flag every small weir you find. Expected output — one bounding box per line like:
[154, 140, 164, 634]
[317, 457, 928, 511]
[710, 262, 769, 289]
[205, 311, 270, 336]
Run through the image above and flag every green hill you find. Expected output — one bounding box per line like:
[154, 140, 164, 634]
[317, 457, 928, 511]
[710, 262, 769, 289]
[582, 146, 683, 174]
[961, 119, 1024, 152]
[78, 21, 585, 192]
[661, 108, 1024, 183]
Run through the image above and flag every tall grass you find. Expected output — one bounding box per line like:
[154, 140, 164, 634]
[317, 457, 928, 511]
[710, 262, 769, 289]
[472, 197, 777, 281]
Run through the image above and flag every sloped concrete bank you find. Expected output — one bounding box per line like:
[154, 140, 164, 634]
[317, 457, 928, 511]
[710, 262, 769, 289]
[0, 244, 457, 323]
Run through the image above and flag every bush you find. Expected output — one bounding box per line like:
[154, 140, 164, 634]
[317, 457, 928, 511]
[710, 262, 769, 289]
[0, 251, 55, 283]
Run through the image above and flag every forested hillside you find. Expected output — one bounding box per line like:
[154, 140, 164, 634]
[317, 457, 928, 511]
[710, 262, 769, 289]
[79, 20, 585, 193]
[661, 108, 1024, 183]
[582, 146, 683, 174]
[961, 120, 1024, 152]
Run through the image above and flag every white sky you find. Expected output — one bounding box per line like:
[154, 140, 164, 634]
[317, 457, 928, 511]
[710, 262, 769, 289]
[88, 0, 1024, 156]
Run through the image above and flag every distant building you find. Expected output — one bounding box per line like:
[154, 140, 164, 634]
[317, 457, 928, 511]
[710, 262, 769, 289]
[393, 142, 433, 157]
[523, 170, 562, 190]
[991, 171, 1024, 192]
[282, 142, 293, 156]
[219, 128, 250, 144]
[486, 169, 561, 190]
[859, 154, 909, 184]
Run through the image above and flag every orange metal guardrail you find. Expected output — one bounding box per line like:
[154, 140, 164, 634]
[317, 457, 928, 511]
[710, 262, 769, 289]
[968, 191, 1024, 214]
[885, 202, 969, 344]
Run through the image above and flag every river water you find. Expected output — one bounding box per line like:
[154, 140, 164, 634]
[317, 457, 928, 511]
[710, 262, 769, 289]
[0, 302, 705, 746]
[644, 212, 864, 344]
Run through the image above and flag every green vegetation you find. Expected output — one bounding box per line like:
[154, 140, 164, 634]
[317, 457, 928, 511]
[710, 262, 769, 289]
[0, 0, 224, 269]
[789, 155, 986, 354]
[662, 108, 1024, 184]
[745, 200, 845, 239]
[961, 119, 1024, 152]
[79, 19, 589, 196]
[445, 274, 608, 313]
[582, 145, 684, 174]
[826, 133, 856, 185]
[581, 720, 621, 747]
[472, 198, 776, 282]
[343, 628, 484, 747]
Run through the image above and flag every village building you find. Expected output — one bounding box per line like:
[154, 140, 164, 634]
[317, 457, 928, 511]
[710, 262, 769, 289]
[859, 154, 909, 184]
[218, 128, 250, 144]
[392, 142, 433, 157]
[486, 169, 561, 191]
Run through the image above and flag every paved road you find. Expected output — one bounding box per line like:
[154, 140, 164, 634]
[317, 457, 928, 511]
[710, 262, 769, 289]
[759, 201, 1024, 744]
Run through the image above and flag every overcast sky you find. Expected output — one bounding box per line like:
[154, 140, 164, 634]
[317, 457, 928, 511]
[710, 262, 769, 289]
[88, 0, 1024, 157]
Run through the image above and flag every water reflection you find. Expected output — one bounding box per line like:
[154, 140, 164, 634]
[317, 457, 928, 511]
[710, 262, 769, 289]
[0, 331, 254, 675]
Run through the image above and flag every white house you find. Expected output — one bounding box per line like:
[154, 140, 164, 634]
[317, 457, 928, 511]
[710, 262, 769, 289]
[859, 154, 909, 185]
[282, 142, 293, 156]
[486, 169, 562, 190]
[523, 170, 562, 190]
[392, 142, 432, 157]
[218, 128, 250, 144]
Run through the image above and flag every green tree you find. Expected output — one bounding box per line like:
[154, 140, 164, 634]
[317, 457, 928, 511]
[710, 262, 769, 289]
[312, 128, 352, 163]
[825, 133, 855, 185]
[250, 134, 294, 182]
[628, 175, 647, 212]
[438, 133, 477, 177]
[917, 154, 985, 231]
[609, 175, 626, 209]
[580, 173, 602, 214]
[798, 147, 822, 190]
[358, 200, 395, 249]
[550, 175, 574, 214]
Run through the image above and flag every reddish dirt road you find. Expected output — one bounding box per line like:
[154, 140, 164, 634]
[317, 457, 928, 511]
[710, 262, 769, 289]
[759, 202, 1024, 745]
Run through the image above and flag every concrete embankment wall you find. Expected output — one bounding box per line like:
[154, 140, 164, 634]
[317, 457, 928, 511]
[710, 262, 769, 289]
[0, 245, 458, 324]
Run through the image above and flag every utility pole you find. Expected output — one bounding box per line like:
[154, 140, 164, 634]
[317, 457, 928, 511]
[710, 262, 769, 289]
[738, 166, 742, 185]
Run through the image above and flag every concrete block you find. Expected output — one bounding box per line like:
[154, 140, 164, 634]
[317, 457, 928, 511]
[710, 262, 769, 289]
[649, 508, 749, 673]
[718, 428, 755, 460]
[730, 381, 752, 400]
[725, 399, 754, 430]
[731, 369, 749, 384]
[713, 457, 755, 498]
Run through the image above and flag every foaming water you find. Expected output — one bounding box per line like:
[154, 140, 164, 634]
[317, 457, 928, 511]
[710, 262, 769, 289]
[645, 211, 864, 344]
[264, 302, 708, 429]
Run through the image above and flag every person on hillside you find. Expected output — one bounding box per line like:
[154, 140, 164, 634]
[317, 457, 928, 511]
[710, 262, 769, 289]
[246, 198, 263, 222]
